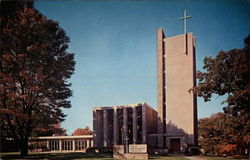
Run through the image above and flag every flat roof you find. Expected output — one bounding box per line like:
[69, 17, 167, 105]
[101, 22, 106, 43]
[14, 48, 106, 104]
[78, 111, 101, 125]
[93, 102, 156, 112]
[30, 135, 93, 140]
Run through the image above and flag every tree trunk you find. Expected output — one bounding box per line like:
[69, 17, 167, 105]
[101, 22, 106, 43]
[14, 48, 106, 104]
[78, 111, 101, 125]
[248, 147, 250, 160]
[19, 138, 28, 157]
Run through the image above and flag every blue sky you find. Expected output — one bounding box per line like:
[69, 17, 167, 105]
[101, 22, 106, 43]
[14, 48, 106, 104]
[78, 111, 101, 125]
[35, 0, 250, 134]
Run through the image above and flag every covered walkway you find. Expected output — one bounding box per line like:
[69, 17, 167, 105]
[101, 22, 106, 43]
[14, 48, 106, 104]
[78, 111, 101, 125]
[30, 135, 93, 152]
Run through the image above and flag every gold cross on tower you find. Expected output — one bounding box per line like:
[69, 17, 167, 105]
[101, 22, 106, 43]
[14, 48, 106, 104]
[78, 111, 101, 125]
[179, 10, 191, 34]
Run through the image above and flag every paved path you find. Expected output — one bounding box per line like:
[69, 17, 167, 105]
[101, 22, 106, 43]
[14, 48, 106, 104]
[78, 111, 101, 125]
[184, 156, 206, 160]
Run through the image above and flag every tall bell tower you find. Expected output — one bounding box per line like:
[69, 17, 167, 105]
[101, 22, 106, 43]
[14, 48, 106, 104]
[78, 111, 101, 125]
[157, 28, 198, 152]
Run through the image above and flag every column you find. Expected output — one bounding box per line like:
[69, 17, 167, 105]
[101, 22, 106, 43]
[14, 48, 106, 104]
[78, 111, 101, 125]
[103, 109, 108, 147]
[86, 139, 89, 148]
[142, 106, 147, 144]
[80, 141, 83, 150]
[73, 140, 75, 151]
[59, 140, 62, 151]
[123, 107, 128, 144]
[132, 107, 137, 144]
[113, 108, 118, 145]
[46, 140, 50, 151]
[90, 139, 93, 147]
[97, 110, 104, 146]
[93, 109, 97, 146]
[157, 28, 166, 148]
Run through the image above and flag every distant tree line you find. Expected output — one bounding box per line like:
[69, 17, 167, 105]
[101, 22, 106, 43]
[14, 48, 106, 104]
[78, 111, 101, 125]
[72, 126, 93, 136]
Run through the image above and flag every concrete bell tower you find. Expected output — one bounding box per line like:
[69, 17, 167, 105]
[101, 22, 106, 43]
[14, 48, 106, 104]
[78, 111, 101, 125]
[157, 28, 198, 152]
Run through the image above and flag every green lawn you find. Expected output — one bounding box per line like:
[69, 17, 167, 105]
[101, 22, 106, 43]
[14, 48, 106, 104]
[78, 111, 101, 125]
[195, 156, 230, 160]
[0, 152, 113, 160]
[150, 155, 188, 160]
[1, 152, 246, 160]
[0, 152, 189, 160]
[193, 156, 248, 160]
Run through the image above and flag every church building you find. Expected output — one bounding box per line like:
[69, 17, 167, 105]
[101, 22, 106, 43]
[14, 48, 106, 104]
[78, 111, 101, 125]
[93, 28, 198, 153]
[93, 103, 158, 148]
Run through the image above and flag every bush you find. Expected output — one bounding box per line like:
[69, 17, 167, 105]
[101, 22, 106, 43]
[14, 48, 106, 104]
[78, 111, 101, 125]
[86, 147, 112, 153]
[187, 146, 200, 155]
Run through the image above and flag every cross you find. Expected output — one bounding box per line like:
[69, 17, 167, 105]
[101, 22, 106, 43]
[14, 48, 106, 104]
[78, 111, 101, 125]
[179, 10, 191, 34]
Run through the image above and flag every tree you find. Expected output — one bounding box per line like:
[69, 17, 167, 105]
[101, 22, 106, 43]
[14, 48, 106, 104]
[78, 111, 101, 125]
[199, 112, 249, 156]
[32, 123, 67, 137]
[194, 35, 250, 116]
[0, 6, 75, 156]
[199, 113, 225, 155]
[72, 126, 92, 136]
[195, 35, 250, 156]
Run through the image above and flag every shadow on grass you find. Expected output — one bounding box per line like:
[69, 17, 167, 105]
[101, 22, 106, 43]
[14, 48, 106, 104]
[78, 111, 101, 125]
[1, 152, 205, 160]
[149, 155, 189, 160]
[1, 152, 113, 160]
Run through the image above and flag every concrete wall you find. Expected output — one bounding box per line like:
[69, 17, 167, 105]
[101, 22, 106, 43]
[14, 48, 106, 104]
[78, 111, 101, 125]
[93, 109, 104, 147]
[164, 33, 197, 145]
[145, 105, 158, 135]
[157, 28, 166, 148]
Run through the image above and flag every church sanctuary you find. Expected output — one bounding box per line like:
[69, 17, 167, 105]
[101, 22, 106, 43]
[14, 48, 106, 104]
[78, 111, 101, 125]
[93, 103, 158, 148]
[92, 27, 198, 153]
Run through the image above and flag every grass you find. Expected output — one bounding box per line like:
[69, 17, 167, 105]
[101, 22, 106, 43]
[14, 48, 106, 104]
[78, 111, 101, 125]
[0, 152, 190, 160]
[0, 152, 113, 160]
[150, 155, 189, 160]
[1, 152, 247, 160]
[193, 156, 248, 160]
[195, 156, 230, 160]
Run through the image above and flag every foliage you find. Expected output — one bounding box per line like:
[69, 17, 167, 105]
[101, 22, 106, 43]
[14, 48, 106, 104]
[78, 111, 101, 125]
[194, 35, 250, 116]
[199, 113, 224, 155]
[195, 35, 250, 156]
[72, 126, 92, 136]
[0, 5, 75, 156]
[0, 0, 34, 27]
[198, 112, 250, 156]
[32, 123, 67, 137]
